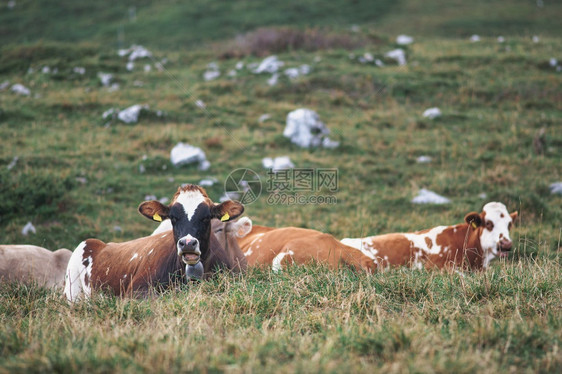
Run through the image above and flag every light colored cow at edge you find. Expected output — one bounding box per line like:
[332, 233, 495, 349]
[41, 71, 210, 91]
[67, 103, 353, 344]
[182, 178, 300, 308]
[0, 245, 72, 288]
[341, 202, 518, 271]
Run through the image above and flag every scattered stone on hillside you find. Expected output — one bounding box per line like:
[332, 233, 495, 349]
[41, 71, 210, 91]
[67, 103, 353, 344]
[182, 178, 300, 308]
[423, 107, 442, 119]
[358, 52, 374, 64]
[253, 55, 284, 74]
[0, 80, 10, 90]
[97, 72, 114, 87]
[73, 67, 86, 75]
[7, 1, 15, 9]
[114, 226, 123, 233]
[532, 35, 540, 43]
[118, 45, 152, 61]
[11, 83, 30, 96]
[159, 197, 170, 204]
[267, 73, 279, 86]
[102, 108, 118, 120]
[385, 49, 407, 66]
[7, 156, 18, 170]
[41, 66, 51, 74]
[108, 83, 120, 92]
[470, 35, 481, 42]
[258, 114, 271, 123]
[203, 62, 220, 81]
[411, 189, 451, 204]
[195, 100, 206, 109]
[126, 62, 134, 71]
[144, 194, 158, 201]
[235, 61, 244, 70]
[227, 69, 237, 77]
[322, 137, 340, 149]
[284, 108, 339, 149]
[144, 64, 151, 73]
[170, 142, 210, 170]
[416, 155, 432, 163]
[478, 192, 487, 199]
[199, 178, 218, 187]
[21, 221, 36, 236]
[284, 64, 311, 80]
[262, 156, 295, 172]
[396, 35, 414, 45]
[550, 182, 562, 195]
[118, 104, 149, 123]
[497, 36, 505, 43]
[549, 58, 558, 67]
[139, 164, 146, 174]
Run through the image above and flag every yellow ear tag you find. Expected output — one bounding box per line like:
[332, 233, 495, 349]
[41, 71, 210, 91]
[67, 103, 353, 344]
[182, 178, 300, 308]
[471, 222, 478, 229]
[220, 213, 230, 222]
[153, 213, 162, 222]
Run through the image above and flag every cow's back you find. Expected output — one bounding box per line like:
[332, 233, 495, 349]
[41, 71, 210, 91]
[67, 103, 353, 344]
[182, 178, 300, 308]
[0, 245, 71, 288]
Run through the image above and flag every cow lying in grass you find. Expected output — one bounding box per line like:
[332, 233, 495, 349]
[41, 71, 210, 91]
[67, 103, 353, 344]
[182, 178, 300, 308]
[341, 202, 518, 271]
[64, 185, 244, 302]
[210, 217, 377, 273]
[0, 245, 72, 288]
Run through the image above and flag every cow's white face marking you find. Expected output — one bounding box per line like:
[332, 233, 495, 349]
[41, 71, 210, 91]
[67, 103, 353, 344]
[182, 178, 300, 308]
[272, 250, 294, 272]
[480, 202, 513, 258]
[404, 226, 448, 255]
[175, 190, 207, 221]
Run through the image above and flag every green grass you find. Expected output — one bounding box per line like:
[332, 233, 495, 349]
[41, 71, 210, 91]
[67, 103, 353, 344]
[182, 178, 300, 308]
[1, 0, 561, 372]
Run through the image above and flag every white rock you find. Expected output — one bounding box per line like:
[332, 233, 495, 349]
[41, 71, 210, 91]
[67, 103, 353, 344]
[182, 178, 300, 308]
[11, 84, 30, 96]
[470, 35, 481, 42]
[396, 35, 414, 45]
[550, 182, 562, 195]
[7, 156, 18, 170]
[145, 194, 158, 201]
[199, 178, 218, 187]
[114, 226, 122, 233]
[126, 62, 134, 71]
[267, 73, 279, 86]
[235, 61, 244, 70]
[385, 49, 407, 66]
[227, 69, 237, 77]
[198, 160, 211, 171]
[284, 68, 300, 79]
[139, 164, 146, 174]
[549, 58, 558, 67]
[422, 107, 442, 119]
[253, 55, 284, 74]
[119, 45, 152, 61]
[0, 80, 10, 90]
[159, 197, 170, 204]
[478, 192, 487, 199]
[97, 72, 113, 87]
[170, 142, 209, 170]
[21, 222, 36, 236]
[416, 155, 432, 163]
[203, 70, 220, 81]
[284, 108, 338, 148]
[322, 137, 340, 149]
[73, 67, 86, 75]
[117, 104, 148, 123]
[195, 100, 206, 109]
[102, 108, 118, 120]
[108, 83, 120, 92]
[41, 66, 50, 74]
[411, 189, 451, 204]
[375, 59, 384, 67]
[144, 64, 151, 72]
[532, 35, 540, 43]
[497, 36, 505, 43]
[262, 156, 295, 172]
[258, 114, 271, 123]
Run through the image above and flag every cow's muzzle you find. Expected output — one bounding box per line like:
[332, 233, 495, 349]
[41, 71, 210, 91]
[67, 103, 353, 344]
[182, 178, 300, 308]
[498, 238, 512, 258]
[177, 237, 201, 265]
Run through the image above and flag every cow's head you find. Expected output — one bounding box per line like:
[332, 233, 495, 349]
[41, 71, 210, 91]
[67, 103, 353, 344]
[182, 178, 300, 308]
[139, 185, 244, 265]
[212, 217, 253, 249]
[464, 202, 518, 261]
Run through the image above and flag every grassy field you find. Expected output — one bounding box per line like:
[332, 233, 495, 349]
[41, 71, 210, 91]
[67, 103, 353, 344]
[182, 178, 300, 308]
[1, 0, 561, 372]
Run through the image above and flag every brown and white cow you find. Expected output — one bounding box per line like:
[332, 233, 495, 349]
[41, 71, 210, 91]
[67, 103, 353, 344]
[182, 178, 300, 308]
[213, 218, 376, 273]
[0, 245, 72, 288]
[341, 202, 518, 271]
[64, 185, 244, 302]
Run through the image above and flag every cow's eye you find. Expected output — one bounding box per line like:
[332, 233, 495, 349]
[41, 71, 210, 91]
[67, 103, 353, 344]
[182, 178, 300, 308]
[486, 221, 494, 231]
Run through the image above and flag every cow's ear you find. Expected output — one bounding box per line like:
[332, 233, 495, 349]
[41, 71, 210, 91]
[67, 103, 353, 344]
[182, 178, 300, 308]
[464, 212, 482, 229]
[510, 211, 518, 223]
[211, 200, 244, 222]
[138, 200, 170, 222]
[233, 217, 253, 238]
